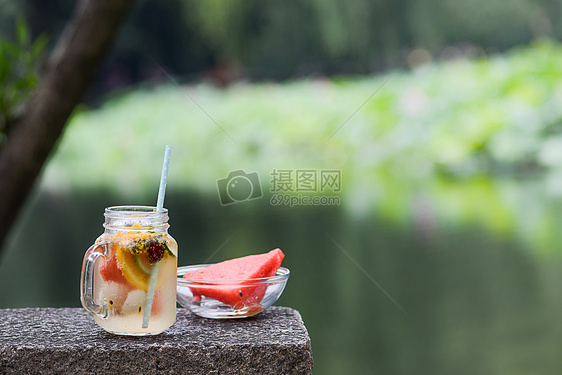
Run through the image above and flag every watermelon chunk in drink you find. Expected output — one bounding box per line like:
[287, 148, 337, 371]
[100, 249, 130, 286]
[183, 249, 285, 309]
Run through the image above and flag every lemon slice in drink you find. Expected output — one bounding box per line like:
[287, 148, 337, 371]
[116, 246, 151, 291]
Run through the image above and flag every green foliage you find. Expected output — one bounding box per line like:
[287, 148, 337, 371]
[178, 0, 543, 77]
[2, 0, 559, 81]
[47, 40, 562, 186]
[41, 41, 562, 251]
[0, 17, 47, 140]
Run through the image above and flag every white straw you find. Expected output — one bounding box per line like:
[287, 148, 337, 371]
[156, 145, 172, 212]
[143, 145, 172, 328]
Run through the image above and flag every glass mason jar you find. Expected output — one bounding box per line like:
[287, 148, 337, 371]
[81, 206, 178, 335]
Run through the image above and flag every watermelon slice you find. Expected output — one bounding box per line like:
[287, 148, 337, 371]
[183, 248, 284, 309]
[100, 250, 130, 286]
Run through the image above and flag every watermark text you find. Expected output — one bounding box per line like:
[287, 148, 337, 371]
[270, 194, 341, 207]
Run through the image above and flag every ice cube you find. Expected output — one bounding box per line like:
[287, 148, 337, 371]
[122, 289, 147, 316]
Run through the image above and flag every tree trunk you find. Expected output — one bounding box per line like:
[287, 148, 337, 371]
[0, 0, 136, 257]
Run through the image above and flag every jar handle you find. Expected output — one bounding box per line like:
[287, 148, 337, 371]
[80, 242, 109, 318]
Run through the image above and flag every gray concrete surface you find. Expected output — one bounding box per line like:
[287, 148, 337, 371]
[0, 306, 313, 374]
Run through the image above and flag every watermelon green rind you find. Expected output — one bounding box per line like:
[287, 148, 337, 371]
[183, 249, 285, 308]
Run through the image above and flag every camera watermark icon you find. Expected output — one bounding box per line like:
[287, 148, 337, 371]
[217, 169, 263, 205]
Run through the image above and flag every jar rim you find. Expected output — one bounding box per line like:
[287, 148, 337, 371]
[103, 206, 169, 231]
[105, 205, 168, 214]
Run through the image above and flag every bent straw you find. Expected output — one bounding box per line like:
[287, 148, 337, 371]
[143, 145, 172, 328]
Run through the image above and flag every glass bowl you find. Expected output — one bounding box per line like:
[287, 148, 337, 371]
[177, 265, 290, 319]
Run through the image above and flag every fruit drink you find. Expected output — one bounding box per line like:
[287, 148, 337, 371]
[81, 206, 177, 335]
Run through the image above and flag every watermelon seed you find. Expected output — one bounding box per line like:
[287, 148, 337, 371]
[239, 291, 243, 297]
[138, 306, 142, 314]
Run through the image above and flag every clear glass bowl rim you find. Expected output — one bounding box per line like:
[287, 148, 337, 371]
[177, 264, 290, 285]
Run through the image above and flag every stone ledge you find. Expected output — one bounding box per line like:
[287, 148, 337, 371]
[0, 306, 313, 374]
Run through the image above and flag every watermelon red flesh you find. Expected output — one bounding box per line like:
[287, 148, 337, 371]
[183, 248, 285, 308]
[100, 252, 130, 286]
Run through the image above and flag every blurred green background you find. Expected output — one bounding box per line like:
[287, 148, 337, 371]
[2, 0, 562, 373]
